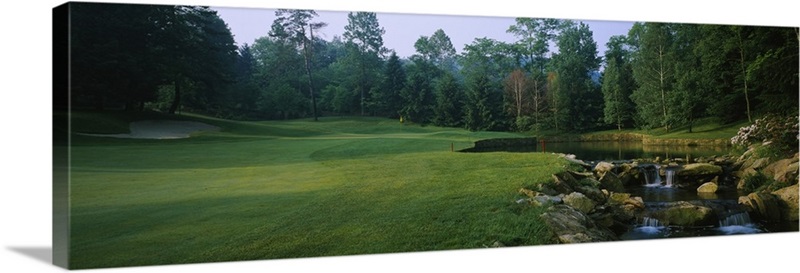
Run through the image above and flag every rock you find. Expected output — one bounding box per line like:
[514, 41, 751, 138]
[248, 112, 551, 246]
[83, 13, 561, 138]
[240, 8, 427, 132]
[772, 184, 799, 221]
[617, 163, 636, 186]
[605, 193, 641, 223]
[561, 155, 592, 169]
[531, 195, 563, 207]
[549, 173, 575, 195]
[735, 168, 758, 190]
[575, 185, 606, 203]
[540, 205, 617, 243]
[738, 192, 782, 223]
[569, 171, 595, 180]
[607, 193, 631, 206]
[751, 158, 770, 170]
[553, 172, 580, 189]
[764, 159, 799, 184]
[651, 201, 716, 226]
[624, 196, 645, 209]
[537, 184, 560, 196]
[519, 188, 538, 198]
[594, 161, 616, 176]
[696, 192, 719, 200]
[589, 212, 615, 228]
[563, 192, 597, 214]
[697, 182, 718, 193]
[677, 163, 723, 176]
[599, 172, 626, 193]
[490, 241, 504, 248]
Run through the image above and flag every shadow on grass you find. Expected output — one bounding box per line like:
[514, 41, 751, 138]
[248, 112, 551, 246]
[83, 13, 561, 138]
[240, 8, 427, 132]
[8, 247, 52, 265]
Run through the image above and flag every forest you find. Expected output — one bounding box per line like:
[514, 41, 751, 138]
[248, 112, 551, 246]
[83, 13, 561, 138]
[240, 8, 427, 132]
[68, 3, 799, 133]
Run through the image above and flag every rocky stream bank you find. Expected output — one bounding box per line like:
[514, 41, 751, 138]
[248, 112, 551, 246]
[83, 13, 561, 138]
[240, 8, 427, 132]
[521, 148, 799, 244]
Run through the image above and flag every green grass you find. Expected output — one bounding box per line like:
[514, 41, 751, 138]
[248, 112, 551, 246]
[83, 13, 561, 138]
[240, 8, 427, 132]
[577, 117, 749, 140]
[64, 111, 568, 269]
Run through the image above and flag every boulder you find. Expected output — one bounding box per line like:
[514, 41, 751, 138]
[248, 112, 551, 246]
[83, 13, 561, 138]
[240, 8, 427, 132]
[569, 171, 595, 180]
[599, 172, 626, 193]
[763, 159, 799, 184]
[519, 188, 538, 198]
[594, 161, 616, 176]
[604, 194, 643, 223]
[531, 195, 563, 207]
[575, 184, 606, 203]
[540, 204, 617, 243]
[624, 196, 645, 209]
[589, 212, 615, 228]
[651, 201, 716, 226]
[738, 192, 782, 223]
[735, 168, 758, 190]
[677, 163, 723, 176]
[750, 158, 771, 170]
[697, 182, 718, 193]
[548, 173, 575, 195]
[617, 163, 637, 186]
[552, 172, 580, 190]
[563, 192, 597, 214]
[607, 192, 631, 206]
[772, 184, 799, 221]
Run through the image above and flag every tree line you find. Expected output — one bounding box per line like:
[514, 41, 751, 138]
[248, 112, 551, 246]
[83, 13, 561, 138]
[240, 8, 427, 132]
[69, 3, 799, 133]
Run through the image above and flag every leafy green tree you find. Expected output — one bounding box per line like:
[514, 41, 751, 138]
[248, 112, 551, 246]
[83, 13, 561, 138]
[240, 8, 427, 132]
[550, 21, 602, 132]
[505, 18, 563, 131]
[273, 9, 327, 121]
[601, 35, 636, 130]
[459, 38, 518, 130]
[400, 59, 436, 124]
[506, 18, 561, 74]
[630, 22, 677, 131]
[343, 12, 387, 115]
[229, 44, 261, 117]
[460, 38, 518, 84]
[414, 29, 458, 73]
[432, 72, 464, 127]
[252, 23, 306, 119]
[670, 23, 707, 133]
[371, 52, 406, 117]
[744, 26, 799, 117]
[70, 3, 169, 110]
[464, 74, 506, 131]
[503, 69, 531, 128]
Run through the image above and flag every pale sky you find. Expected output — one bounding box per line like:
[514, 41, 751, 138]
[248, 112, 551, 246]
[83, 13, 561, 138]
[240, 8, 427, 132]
[213, 6, 636, 60]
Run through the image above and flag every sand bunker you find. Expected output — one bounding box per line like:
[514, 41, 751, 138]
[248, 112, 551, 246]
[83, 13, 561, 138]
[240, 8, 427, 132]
[80, 120, 220, 139]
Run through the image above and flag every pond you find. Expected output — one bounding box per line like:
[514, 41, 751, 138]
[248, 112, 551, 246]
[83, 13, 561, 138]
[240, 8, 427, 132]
[465, 140, 731, 161]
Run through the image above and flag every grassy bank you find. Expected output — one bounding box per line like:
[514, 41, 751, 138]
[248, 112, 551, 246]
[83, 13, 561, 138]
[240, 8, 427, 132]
[63, 111, 568, 269]
[532, 117, 749, 144]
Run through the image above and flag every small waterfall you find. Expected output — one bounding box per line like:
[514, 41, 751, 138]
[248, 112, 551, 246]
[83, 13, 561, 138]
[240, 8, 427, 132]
[719, 212, 752, 227]
[718, 211, 761, 235]
[630, 216, 666, 236]
[665, 169, 675, 187]
[642, 217, 663, 227]
[641, 165, 662, 187]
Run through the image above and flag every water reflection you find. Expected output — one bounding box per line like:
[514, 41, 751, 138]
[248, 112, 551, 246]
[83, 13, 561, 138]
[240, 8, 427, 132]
[540, 141, 728, 161]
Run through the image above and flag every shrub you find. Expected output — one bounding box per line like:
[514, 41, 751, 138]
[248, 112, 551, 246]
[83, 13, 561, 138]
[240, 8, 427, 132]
[741, 171, 770, 194]
[731, 114, 799, 155]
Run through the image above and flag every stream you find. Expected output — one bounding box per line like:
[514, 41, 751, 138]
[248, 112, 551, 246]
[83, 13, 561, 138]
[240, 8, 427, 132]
[468, 141, 799, 240]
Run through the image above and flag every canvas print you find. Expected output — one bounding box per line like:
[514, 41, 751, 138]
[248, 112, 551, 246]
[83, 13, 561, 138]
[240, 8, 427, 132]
[52, 1, 800, 270]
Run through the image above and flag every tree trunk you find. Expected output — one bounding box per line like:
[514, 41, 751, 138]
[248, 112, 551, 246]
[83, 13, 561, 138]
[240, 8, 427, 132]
[659, 45, 668, 132]
[168, 79, 181, 114]
[737, 31, 752, 123]
[303, 25, 319, 121]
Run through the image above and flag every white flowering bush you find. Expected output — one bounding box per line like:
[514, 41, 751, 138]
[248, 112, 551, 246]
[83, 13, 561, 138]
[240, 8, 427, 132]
[731, 114, 799, 154]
